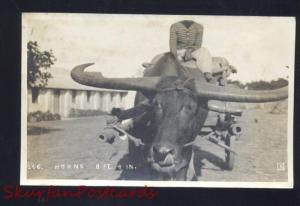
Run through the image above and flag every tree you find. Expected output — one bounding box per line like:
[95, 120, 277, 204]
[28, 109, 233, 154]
[270, 78, 288, 89]
[27, 41, 56, 88]
[228, 78, 288, 90]
[227, 80, 245, 89]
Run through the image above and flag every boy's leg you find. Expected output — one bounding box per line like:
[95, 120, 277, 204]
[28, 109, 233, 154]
[192, 47, 213, 74]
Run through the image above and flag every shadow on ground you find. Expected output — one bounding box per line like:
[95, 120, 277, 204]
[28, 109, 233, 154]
[115, 147, 228, 180]
[28, 126, 63, 135]
[193, 147, 227, 177]
[116, 154, 153, 180]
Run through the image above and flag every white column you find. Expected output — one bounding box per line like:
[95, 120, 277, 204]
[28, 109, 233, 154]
[116, 93, 121, 107]
[78, 91, 85, 110]
[75, 91, 80, 109]
[98, 92, 103, 110]
[63, 90, 71, 117]
[88, 91, 94, 109]
[44, 89, 51, 112]
[111, 92, 121, 108]
[120, 92, 128, 109]
[125, 91, 135, 109]
[111, 92, 117, 108]
[119, 93, 124, 109]
[102, 92, 111, 112]
[49, 90, 54, 113]
[58, 90, 64, 116]
[93, 92, 100, 110]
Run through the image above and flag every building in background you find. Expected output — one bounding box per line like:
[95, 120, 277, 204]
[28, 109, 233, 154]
[27, 67, 129, 118]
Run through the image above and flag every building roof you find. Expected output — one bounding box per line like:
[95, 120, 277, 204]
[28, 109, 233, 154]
[45, 67, 127, 93]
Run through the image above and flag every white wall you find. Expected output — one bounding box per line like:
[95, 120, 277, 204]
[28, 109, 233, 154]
[28, 88, 128, 118]
[27, 89, 50, 113]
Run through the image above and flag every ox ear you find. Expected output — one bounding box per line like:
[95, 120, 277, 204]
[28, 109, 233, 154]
[140, 91, 156, 101]
[134, 91, 155, 106]
[144, 92, 156, 100]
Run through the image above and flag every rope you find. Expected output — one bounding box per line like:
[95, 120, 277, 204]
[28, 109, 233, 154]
[109, 124, 145, 147]
[107, 122, 236, 155]
[183, 132, 215, 147]
[161, 77, 195, 92]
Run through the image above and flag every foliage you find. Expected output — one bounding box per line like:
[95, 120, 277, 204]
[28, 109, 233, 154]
[227, 80, 245, 89]
[27, 111, 61, 122]
[269, 78, 289, 89]
[27, 41, 56, 88]
[228, 78, 288, 90]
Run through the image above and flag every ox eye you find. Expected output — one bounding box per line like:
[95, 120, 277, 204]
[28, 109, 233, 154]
[183, 104, 194, 112]
[153, 100, 162, 109]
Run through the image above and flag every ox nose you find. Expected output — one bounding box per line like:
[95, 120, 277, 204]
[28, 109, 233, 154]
[153, 145, 174, 155]
[152, 145, 175, 166]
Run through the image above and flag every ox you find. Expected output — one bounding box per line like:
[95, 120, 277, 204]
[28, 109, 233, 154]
[71, 52, 288, 180]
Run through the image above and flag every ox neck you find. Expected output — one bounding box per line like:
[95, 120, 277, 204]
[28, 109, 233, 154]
[180, 20, 195, 28]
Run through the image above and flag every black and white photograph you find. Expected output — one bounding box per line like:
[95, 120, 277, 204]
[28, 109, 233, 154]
[21, 13, 294, 187]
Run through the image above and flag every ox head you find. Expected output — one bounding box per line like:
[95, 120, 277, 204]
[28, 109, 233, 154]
[71, 56, 288, 179]
[146, 77, 209, 178]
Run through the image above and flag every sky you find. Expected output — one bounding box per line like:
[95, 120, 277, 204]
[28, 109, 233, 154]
[22, 13, 295, 83]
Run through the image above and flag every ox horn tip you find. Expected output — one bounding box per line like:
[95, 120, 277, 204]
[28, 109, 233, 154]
[79, 62, 95, 68]
[85, 62, 95, 66]
[71, 63, 95, 80]
[73, 62, 95, 71]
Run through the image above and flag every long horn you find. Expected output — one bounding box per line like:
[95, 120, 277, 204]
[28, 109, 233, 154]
[193, 81, 288, 103]
[71, 63, 160, 92]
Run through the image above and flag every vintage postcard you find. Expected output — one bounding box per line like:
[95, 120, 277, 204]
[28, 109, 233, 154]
[21, 13, 295, 187]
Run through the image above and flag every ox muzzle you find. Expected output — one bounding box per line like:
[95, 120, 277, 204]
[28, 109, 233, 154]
[147, 144, 188, 174]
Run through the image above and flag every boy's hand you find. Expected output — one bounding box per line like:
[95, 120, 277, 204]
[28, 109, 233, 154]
[184, 49, 193, 62]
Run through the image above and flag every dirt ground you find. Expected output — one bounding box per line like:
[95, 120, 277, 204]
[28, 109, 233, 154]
[27, 106, 288, 182]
